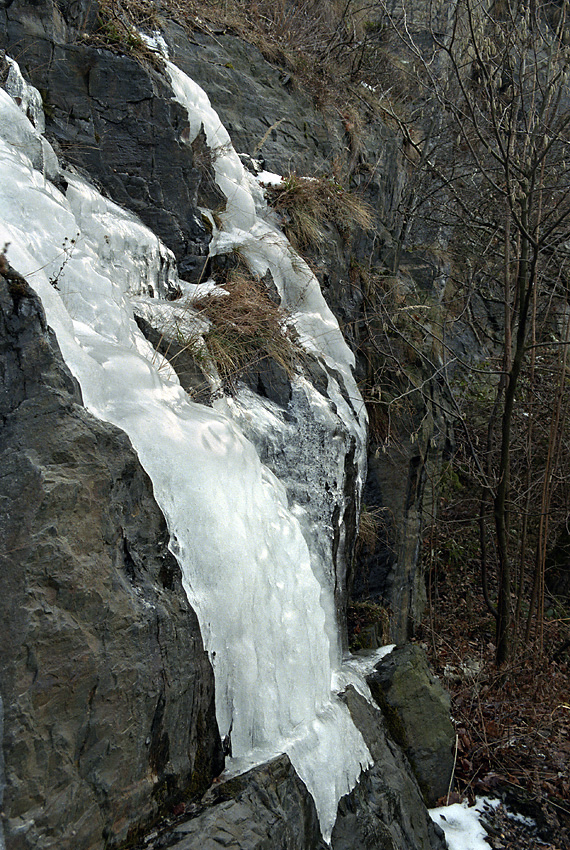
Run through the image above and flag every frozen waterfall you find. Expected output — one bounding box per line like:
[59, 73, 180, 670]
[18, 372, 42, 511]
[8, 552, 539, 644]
[0, 56, 371, 841]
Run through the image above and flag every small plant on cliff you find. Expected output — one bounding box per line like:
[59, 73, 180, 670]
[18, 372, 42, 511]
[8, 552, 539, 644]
[266, 173, 373, 251]
[347, 600, 391, 650]
[188, 260, 299, 389]
[86, 0, 162, 63]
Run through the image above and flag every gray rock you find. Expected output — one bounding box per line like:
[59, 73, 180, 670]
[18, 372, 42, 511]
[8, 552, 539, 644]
[0, 275, 223, 849]
[134, 312, 213, 406]
[333, 686, 447, 850]
[352, 434, 435, 642]
[140, 688, 448, 850]
[0, 11, 213, 284]
[367, 645, 455, 807]
[161, 25, 449, 644]
[154, 755, 328, 850]
[0, 4, 457, 845]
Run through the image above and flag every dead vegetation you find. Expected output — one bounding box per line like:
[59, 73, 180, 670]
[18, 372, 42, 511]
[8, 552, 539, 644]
[266, 173, 374, 250]
[83, 0, 395, 115]
[83, 0, 164, 65]
[418, 492, 570, 842]
[184, 259, 299, 390]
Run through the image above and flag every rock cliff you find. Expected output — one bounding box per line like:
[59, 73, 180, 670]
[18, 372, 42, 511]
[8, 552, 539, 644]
[0, 0, 444, 643]
[0, 274, 222, 848]
[0, 1, 453, 847]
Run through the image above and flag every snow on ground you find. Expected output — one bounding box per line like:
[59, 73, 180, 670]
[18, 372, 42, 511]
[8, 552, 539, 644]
[430, 800, 491, 850]
[429, 796, 541, 850]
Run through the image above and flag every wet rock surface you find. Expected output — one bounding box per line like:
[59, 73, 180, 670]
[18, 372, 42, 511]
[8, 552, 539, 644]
[0, 275, 223, 849]
[141, 755, 328, 850]
[0, 4, 458, 847]
[333, 686, 447, 850]
[139, 691, 448, 850]
[367, 644, 455, 807]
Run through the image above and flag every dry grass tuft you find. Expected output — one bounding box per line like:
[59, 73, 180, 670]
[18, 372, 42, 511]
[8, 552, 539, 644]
[266, 173, 374, 250]
[357, 504, 388, 553]
[347, 599, 392, 650]
[190, 262, 299, 388]
[83, 0, 164, 65]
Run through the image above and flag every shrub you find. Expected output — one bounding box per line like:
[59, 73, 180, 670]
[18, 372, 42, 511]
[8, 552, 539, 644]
[189, 262, 299, 389]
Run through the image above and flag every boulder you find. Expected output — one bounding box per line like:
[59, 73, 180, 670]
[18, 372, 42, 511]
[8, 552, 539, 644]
[150, 754, 327, 850]
[367, 645, 455, 807]
[332, 686, 447, 850]
[145, 692, 447, 850]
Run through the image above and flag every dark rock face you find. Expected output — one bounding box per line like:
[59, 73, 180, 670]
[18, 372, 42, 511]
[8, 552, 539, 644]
[156, 755, 328, 850]
[333, 686, 447, 850]
[353, 425, 445, 642]
[367, 645, 455, 807]
[161, 26, 447, 642]
[0, 4, 214, 284]
[0, 276, 223, 849]
[145, 695, 447, 850]
[0, 6, 454, 847]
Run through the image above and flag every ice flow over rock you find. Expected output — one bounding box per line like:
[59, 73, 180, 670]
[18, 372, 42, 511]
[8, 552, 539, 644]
[0, 56, 371, 841]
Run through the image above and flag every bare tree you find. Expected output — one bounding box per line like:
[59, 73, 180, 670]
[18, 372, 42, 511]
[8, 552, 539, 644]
[378, 0, 570, 664]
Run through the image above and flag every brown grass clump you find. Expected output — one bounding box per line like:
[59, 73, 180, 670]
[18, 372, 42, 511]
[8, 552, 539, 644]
[266, 173, 374, 251]
[83, 0, 164, 66]
[190, 263, 299, 388]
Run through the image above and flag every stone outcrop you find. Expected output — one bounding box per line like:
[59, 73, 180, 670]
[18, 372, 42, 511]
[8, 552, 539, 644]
[333, 686, 447, 850]
[1, 4, 217, 285]
[0, 0, 444, 643]
[148, 687, 447, 850]
[368, 645, 455, 807]
[150, 755, 328, 850]
[0, 274, 223, 849]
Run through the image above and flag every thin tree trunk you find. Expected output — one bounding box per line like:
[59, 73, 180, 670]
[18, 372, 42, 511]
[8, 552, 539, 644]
[495, 209, 534, 667]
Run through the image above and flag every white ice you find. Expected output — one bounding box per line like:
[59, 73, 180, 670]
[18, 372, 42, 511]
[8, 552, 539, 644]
[3, 56, 45, 131]
[164, 59, 367, 450]
[333, 646, 396, 702]
[0, 58, 371, 842]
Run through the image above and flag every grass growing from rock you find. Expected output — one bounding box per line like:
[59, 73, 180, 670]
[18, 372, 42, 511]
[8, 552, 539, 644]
[347, 600, 391, 651]
[266, 173, 374, 251]
[188, 262, 299, 390]
[86, 0, 396, 121]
